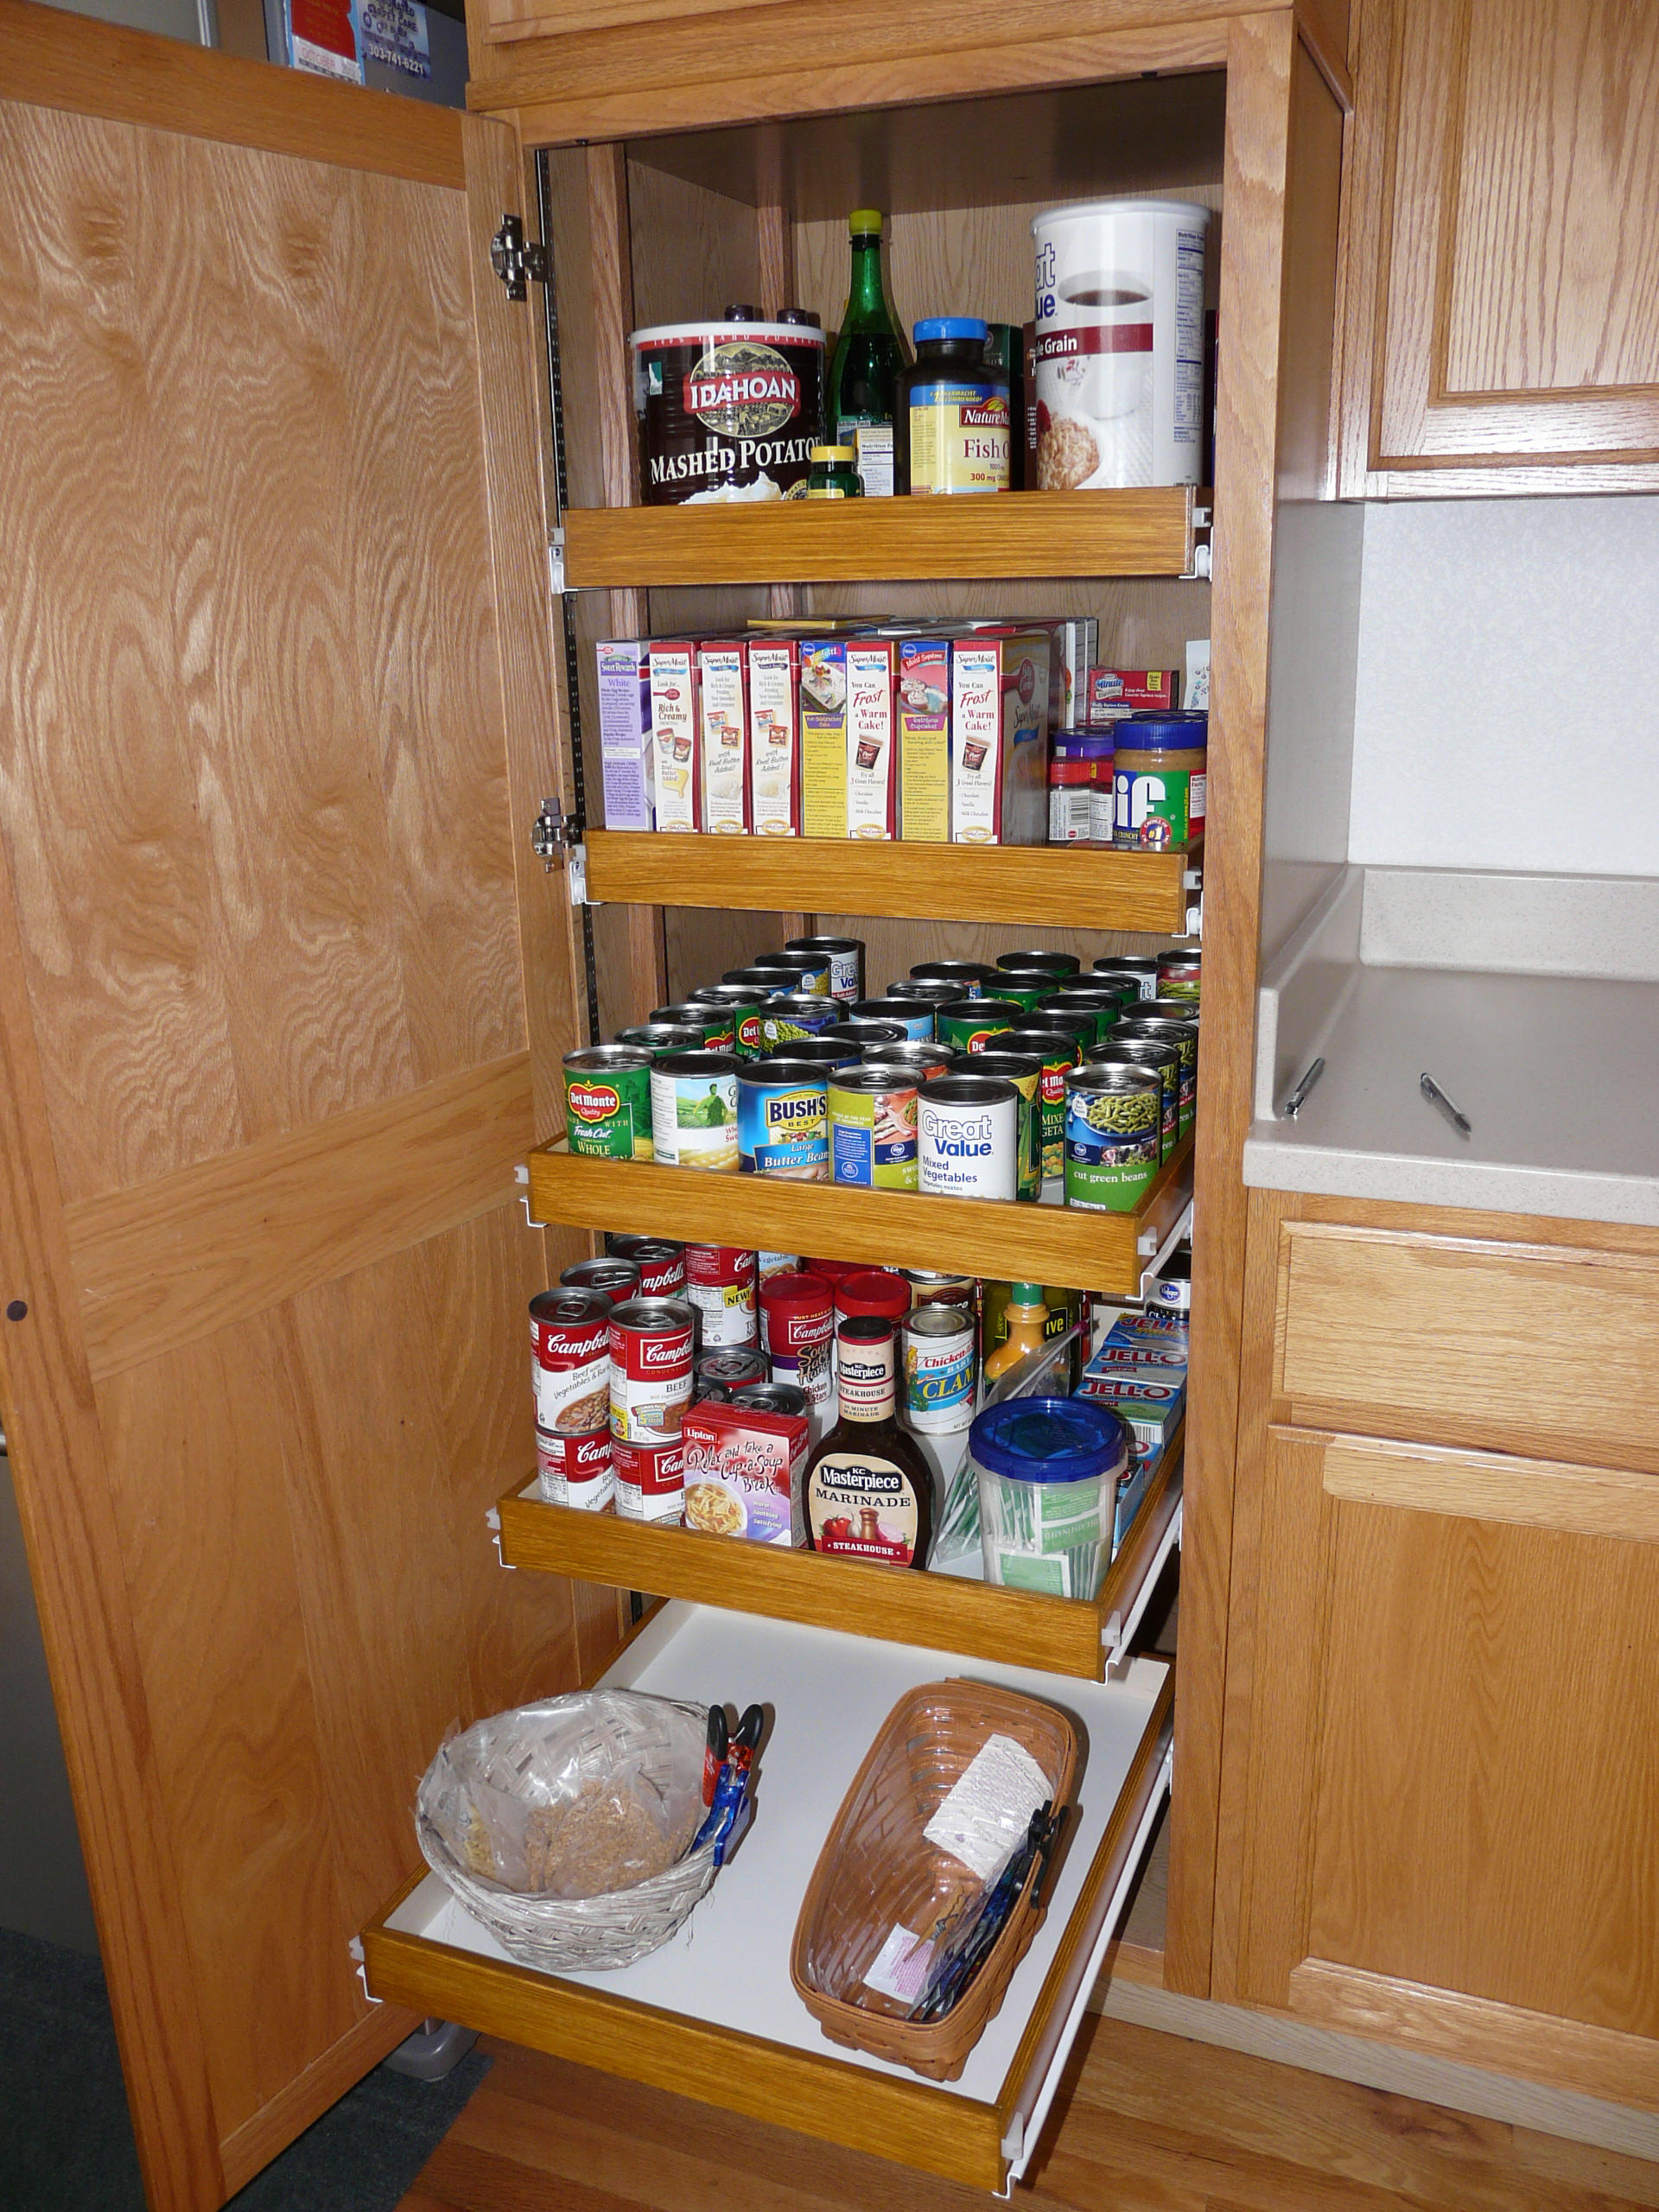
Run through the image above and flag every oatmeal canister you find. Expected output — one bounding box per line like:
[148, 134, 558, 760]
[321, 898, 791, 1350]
[917, 1072, 1020, 1201]
[613, 1434, 686, 1523]
[529, 1288, 613, 1436]
[536, 1422, 613, 1512]
[608, 1294, 696, 1442]
[563, 1046, 652, 1160]
[632, 318, 826, 506]
[683, 1244, 759, 1349]
[828, 1065, 919, 1191]
[650, 1051, 741, 1171]
[1064, 1064, 1162, 1211]
[1031, 199, 1211, 489]
[736, 1059, 830, 1179]
[903, 1305, 977, 1433]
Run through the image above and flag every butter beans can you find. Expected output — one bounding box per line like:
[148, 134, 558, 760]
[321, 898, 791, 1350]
[563, 1045, 652, 1160]
[828, 1065, 919, 1190]
[1004, 1027, 1080, 1183]
[903, 1305, 976, 1433]
[1064, 1064, 1162, 1211]
[650, 1051, 741, 1170]
[968, 1049, 1042, 1201]
[936, 996, 1022, 1054]
[736, 1059, 830, 1179]
[917, 1072, 1020, 1200]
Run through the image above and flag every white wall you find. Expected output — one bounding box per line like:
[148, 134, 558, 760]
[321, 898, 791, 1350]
[1348, 495, 1659, 876]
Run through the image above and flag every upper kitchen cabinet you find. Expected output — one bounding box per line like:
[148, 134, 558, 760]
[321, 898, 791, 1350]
[1340, 0, 1659, 493]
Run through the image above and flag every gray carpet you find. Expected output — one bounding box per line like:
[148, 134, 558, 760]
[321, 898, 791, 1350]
[0, 1925, 488, 2211]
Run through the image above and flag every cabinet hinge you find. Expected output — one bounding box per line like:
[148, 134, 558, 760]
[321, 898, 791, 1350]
[548, 529, 567, 596]
[531, 798, 590, 904]
[490, 213, 548, 302]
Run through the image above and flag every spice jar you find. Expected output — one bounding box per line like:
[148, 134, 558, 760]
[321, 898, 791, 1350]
[1111, 711, 1208, 851]
[804, 443, 864, 499]
[900, 317, 1010, 496]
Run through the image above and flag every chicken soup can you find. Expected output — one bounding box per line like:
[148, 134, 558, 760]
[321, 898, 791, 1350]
[1031, 199, 1211, 489]
[605, 1236, 686, 1299]
[786, 934, 864, 1003]
[903, 1305, 977, 1433]
[1064, 1064, 1162, 1211]
[828, 1065, 919, 1191]
[632, 318, 826, 507]
[563, 1046, 652, 1160]
[607, 1295, 696, 1441]
[529, 1288, 613, 1436]
[613, 1434, 686, 1522]
[684, 1244, 759, 1349]
[736, 1059, 830, 1179]
[917, 1073, 1020, 1201]
[695, 1346, 769, 1401]
[650, 1051, 741, 1170]
[536, 1422, 614, 1512]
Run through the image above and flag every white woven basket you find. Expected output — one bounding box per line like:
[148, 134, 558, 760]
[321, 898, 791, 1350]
[416, 1692, 719, 1973]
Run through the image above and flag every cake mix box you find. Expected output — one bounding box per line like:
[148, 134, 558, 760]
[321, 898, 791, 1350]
[1052, 618, 1097, 732]
[844, 639, 897, 839]
[697, 639, 748, 832]
[799, 639, 849, 839]
[679, 1398, 810, 1546]
[595, 639, 654, 831]
[648, 639, 700, 830]
[950, 627, 1051, 844]
[747, 638, 801, 835]
[896, 635, 951, 842]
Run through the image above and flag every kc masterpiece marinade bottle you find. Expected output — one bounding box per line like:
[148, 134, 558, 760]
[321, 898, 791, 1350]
[802, 1315, 934, 1567]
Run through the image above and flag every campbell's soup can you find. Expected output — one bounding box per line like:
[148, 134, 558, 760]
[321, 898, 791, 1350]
[536, 1422, 614, 1512]
[1064, 1064, 1162, 1211]
[684, 1244, 759, 1349]
[917, 1073, 1020, 1201]
[608, 1295, 696, 1441]
[561, 1256, 641, 1306]
[903, 1305, 977, 1433]
[530, 1289, 613, 1435]
[650, 1051, 741, 1171]
[563, 1046, 652, 1160]
[759, 1269, 835, 1431]
[632, 317, 826, 507]
[1031, 198, 1211, 488]
[605, 1236, 686, 1298]
[613, 1434, 686, 1522]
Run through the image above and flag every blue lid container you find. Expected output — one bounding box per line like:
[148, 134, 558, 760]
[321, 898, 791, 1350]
[969, 1395, 1129, 1483]
[913, 315, 990, 345]
[1116, 712, 1208, 749]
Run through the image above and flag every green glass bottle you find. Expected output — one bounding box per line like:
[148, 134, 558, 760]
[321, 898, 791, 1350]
[830, 209, 911, 498]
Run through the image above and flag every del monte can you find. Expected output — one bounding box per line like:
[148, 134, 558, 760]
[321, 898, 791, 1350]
[563, 1046, 652, 1160]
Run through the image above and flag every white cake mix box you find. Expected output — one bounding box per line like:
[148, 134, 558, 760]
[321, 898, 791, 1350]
[844, 639, 896, 840]
[697, 640, 748, 833]
[799, 640, 849, 840]
[648, 640, 699, 830]
[594, 639, 653, 830]
[950, 628, 1051, 844]
[747, 639, 800, 835]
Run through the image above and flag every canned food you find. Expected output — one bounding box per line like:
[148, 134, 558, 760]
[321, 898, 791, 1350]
[652, 1001, 733, 1051]
[885, 977, 962, 1013]
[730, 1381, 809, 1419]
[1016, 1005, 1097, 1053]
[1087, 1039, 1179, 1158]
[903, 1305, 977, 1433]
[559, 1258, 642, 1306]
[757, 991, 841, 1052]
[849, 995, 935, 1043]
[1004, 1027, 1080, 1183]
[632, 317, 825, 507]
[990, 970, 1060, 1014]
[1093, 954, 1162, 1000]
[786, 934, 864, 1003]
[616, 1021, 706, 1059]
[758, 1034, 849, 1074]
[563, 1046, 652, 1160]
[828, 1065, 919, 1191]
[536, 1422, 614, 1511]
[917, 1072, 1020, 1201]
[613, 1433, 686, 1522]
[901, 1268, 976, 1310]
[1144, 995, 1201, 1027]
[722, 965, 789, 995]
[910, 958, 1000, 996]
[820, 1015, 907, 1050]
[995, 949, 1081, 979]
[757, 1251, 799, 1284]
[1042, 989, 1128, 1048]
[736, 1059, 830, 1179]
[969, 1049, 1043, 1201]
[1064, 1065, 1162, 1211]
[690, 982, 767, 1059]
[608, 1295, 696, 1441]
[605, 1236, 686, 1298]
[861, 1039, 958, 1082]
[529, 1287, 613, 1435]
[750, 948, 831, 996]
[758, 1268, 834, 1428]
[696, 1346, 769, 1396]
[684, 1244, 758, 1348]
[650, 1051, 741, 1171]
[810, 1025, 880, 1067]
[1117, 1015, 1198, 1137]
[936, 997, 1023, 1055]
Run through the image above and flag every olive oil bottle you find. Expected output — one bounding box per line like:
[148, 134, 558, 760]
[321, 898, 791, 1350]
[830, 210, 911, 498]
[803, 1315, 934, 1567]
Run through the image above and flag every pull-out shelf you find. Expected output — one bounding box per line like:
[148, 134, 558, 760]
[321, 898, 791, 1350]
[359, 1603, 1173, 2195]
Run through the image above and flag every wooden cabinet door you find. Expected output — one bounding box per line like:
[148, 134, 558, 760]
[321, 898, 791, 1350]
[0, 12, 615, 2208]
[1344, 0, 1659, 484]
[1232, 1424, 1659, 2105]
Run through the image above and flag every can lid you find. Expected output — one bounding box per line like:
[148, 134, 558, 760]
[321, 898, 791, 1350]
[738, 1057, 830, 1084]
[757, 1268, 833, 1312]
[723, 302, 760, 319]
[810, 444, 856, 462]
[779, 308, 823, 327]
[835, 1268, 912, 1320]
[914, 315, 988, 343]
[970, 1394, 1130, 1484]
[529, 1287, 614, 1326]
[849, 207, 885, 234]
[652, 1051, 742, 1076]
[630, 320, 827, 348]
[1116, 712, 1209, 747]
[730, 1382, 810, 1416]
[1029, 197, 1213, 232]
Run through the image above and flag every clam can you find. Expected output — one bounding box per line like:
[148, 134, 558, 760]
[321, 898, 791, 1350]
[936, 997, 1022, 1055]
[827, 1065, 919, 1191]
[650, 1051, 741, 1170]
[968, 1049, 1043, 1201]
[1117, 1015, 1198, 1138]
[736, 1059, 830, 1179]
[917, 1072, 1020, 1201]
[1064, 1064, 1162, 1211]
[607, 1294, 696, 1441]
[903, 1305, 977, 1433]
[563, 1046, 652, 1160]
[1004, 1027, 1080, 1183]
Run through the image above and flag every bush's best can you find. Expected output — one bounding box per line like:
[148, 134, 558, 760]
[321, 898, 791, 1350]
[563, 1045, 652, 1160]
[650, 1051, 741, 1171]
[1064, 1064, 1162, 1211]
[917, 1072, 1020, 1201]
[736, 1060, 830, 1179]
[827, 1065, 919, 1191]
[903, 1305, 976, 1433]
[607, 1295, 696, 1441]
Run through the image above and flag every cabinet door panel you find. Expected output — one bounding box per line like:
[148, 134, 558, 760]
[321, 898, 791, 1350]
[1237, 1428, 1659, 2098]
[0, 26, 608, 2209]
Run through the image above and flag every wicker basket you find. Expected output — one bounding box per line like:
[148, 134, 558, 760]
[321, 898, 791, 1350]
[416, 1692, 719, 1973]
[789, 1681, 1077, 2081]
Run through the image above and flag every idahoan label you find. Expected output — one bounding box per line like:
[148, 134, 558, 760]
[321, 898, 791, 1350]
[684, 342, 801, 437]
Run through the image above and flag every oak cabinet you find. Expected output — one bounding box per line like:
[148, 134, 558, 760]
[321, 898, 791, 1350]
[1341, 0, 1659, 490]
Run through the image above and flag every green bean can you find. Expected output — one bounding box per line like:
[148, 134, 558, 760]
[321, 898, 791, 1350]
[992, 970, 1061, 1014]
[1064, 1064, 1162, 1211]
[969, 1050, 1043, 1201]
[1087, 1038, 1180, 1160]
[563, 1046, 652, 1160]
[1004, 1027, 1079, 1183]
[1117, 1015, 1198, 1139]
[652, 1001, 733, 1052]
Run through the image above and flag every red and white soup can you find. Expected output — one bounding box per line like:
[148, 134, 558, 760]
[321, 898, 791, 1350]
[608, 1295, 696, 1442]
[536, 1423, 614, 1512]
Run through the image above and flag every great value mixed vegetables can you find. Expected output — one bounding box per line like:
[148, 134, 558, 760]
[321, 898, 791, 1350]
[563, 1046, 652, 1160]
[1063, 1064, 1162, 1210]
[917, 1072, 1020, 1201]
